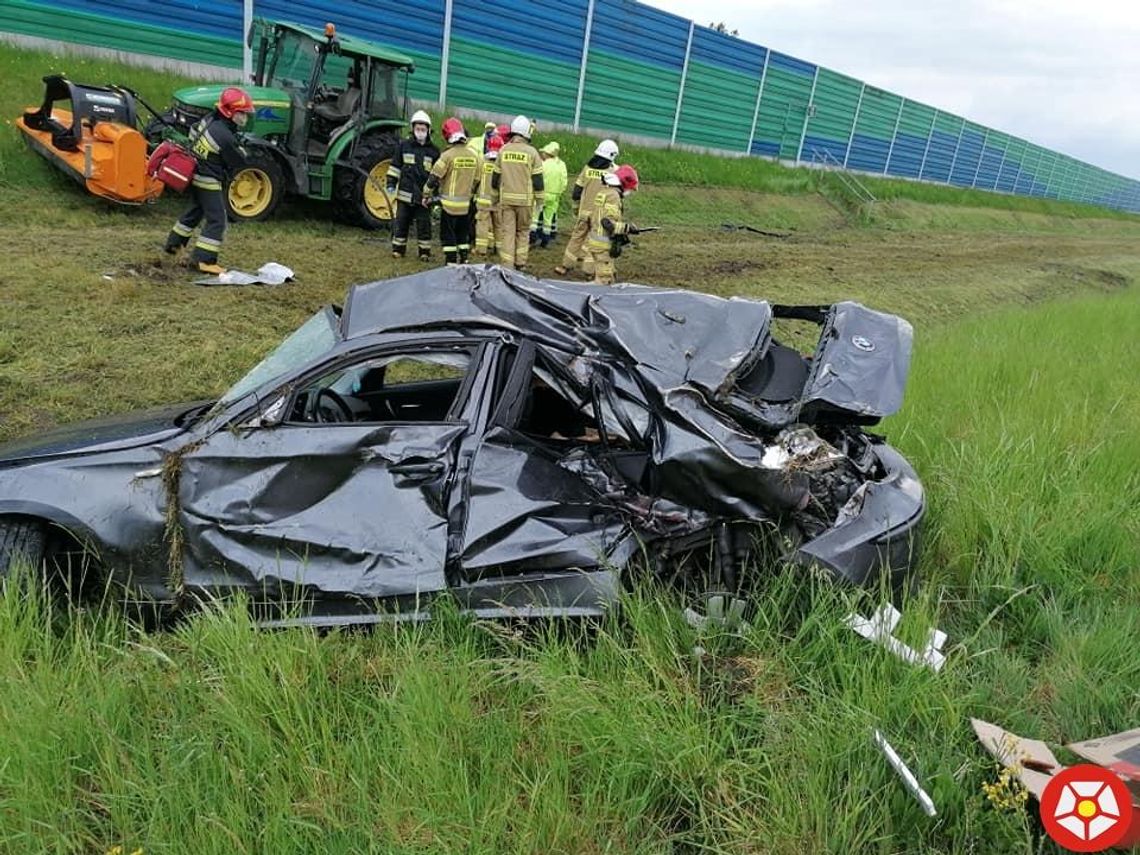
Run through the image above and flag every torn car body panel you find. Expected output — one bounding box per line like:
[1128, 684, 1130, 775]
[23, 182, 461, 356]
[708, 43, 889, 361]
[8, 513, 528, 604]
[0, 266, 924, 622]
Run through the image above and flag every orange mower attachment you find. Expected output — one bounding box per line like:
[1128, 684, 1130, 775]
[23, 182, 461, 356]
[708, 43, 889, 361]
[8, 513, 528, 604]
[17, 75, 164, 205]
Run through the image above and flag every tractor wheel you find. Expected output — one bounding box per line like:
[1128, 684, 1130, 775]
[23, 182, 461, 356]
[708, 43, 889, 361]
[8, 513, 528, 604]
[332, 134, 399, 230]
[226, 149, 286, 222]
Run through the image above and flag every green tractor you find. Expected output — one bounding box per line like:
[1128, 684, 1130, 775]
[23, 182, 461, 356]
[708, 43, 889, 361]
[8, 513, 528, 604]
[147, 19, 414, 227]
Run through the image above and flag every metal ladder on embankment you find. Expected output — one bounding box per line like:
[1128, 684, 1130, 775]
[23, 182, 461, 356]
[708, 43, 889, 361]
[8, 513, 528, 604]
[809, 147, 877, 221]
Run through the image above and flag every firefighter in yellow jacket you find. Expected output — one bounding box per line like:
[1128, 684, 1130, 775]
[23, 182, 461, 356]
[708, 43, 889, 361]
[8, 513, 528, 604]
[473, 133, 503, 257]
[554, 139, 618, 277]
[531, 141, 568, 248]
[585, 165, 640, 285]
[424, 117, 482, 264]
[492, 115, 544, 271]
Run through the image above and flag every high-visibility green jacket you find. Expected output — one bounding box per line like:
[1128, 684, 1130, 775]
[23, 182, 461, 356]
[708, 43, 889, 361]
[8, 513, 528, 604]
[542, 156, 568, 198]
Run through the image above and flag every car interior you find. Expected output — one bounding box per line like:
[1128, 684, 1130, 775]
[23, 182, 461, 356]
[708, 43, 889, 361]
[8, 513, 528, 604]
[287, 350, 472, 424]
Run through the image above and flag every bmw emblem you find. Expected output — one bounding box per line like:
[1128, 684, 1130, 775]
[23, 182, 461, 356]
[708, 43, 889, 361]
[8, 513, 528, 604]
[852, 335, 875, 352]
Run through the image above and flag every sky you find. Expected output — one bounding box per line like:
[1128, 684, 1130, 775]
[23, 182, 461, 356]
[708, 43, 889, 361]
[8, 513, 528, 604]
[650, 0, 1140, 179]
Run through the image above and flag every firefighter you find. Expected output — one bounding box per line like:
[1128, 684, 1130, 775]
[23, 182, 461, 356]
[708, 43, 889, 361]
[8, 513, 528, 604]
[424, 117, 481, 265]
[530, 141, 567, 248]
[473, 133, 503, 257]
[492, 115, 544, 271]
[553, 139, 619, 277]
[585, 164, 640, 286]
[386, 110, 439, 261]
[164, 87, 254, 274]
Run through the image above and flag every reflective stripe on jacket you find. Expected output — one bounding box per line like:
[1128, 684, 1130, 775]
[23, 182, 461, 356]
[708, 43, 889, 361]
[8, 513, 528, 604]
[574, 163, 615, 217]
[475, 159, 498, 210]
[586, 185, 627, 252]
[387, 136, 439, 204]
[427, 143, 482, 215]
[495, 140, 544, 207]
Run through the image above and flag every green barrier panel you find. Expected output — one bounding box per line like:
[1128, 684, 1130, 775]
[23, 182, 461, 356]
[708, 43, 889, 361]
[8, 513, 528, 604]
[579, 49, 680, 141]
[753, 66, 815, 159]
[675, 59, 759, 150]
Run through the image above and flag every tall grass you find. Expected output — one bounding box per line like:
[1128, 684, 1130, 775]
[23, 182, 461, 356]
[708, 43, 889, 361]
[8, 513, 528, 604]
[2, 286, 1137, 852]
[1, 41, 1134, 221]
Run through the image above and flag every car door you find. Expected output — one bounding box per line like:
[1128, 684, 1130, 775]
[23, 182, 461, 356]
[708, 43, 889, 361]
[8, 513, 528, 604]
[176, 343, 484, 609]
[455, 343, 645, 614]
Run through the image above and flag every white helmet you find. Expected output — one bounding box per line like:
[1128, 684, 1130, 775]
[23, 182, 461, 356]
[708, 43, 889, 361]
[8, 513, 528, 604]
[510, 115, 532, 139]
[595, 139, 619, 161]
[410, 110, 432, 128]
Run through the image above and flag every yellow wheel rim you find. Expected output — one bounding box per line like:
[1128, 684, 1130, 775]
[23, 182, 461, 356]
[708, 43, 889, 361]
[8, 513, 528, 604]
[363, 159, 396, 221]
[228, 167, 274, 218]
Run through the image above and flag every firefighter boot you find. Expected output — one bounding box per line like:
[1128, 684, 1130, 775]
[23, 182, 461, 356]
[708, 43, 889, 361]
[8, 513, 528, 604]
[196, 261, 227, 275]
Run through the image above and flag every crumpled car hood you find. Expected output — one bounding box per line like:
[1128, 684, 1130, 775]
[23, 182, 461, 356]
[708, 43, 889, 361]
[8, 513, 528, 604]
[0, 400, 208, 466]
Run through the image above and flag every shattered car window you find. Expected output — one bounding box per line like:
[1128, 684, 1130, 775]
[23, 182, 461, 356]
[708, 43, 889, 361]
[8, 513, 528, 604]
[220, 308, 339, 406]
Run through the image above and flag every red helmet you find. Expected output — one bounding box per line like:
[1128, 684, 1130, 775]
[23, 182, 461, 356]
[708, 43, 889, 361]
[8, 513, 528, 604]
[441, 116, 466, 144]
[496, 123, 510, 139]
[486, 134, 504, 155]
[614, 164, 639, 193]
[217, 87, 254, 119]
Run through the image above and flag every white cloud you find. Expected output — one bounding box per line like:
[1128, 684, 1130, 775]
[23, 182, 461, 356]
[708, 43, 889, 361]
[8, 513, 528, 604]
[650, 0, 1140, 178]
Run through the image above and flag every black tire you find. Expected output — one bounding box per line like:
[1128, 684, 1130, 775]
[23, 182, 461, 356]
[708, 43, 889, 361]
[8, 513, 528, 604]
[332, 133, 400, 230]
[225, 148, 287, 222]
[0, 518, 46, 581]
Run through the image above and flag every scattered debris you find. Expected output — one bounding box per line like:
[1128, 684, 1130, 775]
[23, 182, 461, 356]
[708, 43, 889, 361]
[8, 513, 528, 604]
[874, 729, 937, 817]
[845, 603, 947, 672]
[683, 594, 750, 632]
[720, 223, 791, 239]
[193, 262, 295, 287]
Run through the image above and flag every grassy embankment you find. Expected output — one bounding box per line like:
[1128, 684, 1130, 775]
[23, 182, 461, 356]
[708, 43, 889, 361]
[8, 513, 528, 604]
[0, 40, 1138, 853]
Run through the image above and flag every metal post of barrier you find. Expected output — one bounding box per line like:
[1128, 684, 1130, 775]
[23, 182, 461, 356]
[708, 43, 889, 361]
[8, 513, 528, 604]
[795, 65, 819, 164]
[883, 97, 904, 175]
[992, 136, 1010, 191]
[971, 129, 989, 188]
[572, 0, 596, 132]
[917, 109, 937, 180]
[843, 82, 866, 169]
[438, 0, 454, 107]
[242, 0, 253, 83]
[746, 49, 771, 155]
[671, 21, 695, 145]
[946, 120, 966, 185]
[1010, 141, 1024, 194]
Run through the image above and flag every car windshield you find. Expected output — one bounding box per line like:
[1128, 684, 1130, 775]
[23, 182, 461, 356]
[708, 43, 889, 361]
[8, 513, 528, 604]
[220, 308, 339, 405]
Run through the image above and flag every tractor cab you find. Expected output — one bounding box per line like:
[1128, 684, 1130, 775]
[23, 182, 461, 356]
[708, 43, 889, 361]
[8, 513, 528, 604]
[149, 19, 414, 227]
[251, 20, 411, 158]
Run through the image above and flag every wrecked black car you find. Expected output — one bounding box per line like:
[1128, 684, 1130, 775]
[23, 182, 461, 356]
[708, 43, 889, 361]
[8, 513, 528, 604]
[0, 266, 923, 625]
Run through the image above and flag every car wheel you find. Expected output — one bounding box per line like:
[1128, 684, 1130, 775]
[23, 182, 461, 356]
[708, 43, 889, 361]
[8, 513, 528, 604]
[332, 133, 399, 230]
[0, 518, 46, 583]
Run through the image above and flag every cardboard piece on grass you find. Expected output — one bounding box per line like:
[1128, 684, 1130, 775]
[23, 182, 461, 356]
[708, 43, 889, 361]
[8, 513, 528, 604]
[972, 718, 1140, 848]
[1068, 729, 1140, 799]
[193, 262, 295, 287]
[971, 718, 1061, 800]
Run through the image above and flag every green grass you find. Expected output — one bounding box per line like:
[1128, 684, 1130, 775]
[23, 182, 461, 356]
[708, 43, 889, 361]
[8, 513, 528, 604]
[2, 40, 1136, 221]
[2, 287, 1138, 852]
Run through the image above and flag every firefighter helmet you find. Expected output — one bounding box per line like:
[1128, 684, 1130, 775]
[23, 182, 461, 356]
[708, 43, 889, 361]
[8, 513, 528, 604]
[486, 133, 504, 159]
[510, 115, 532, 139]
[606, 164, 639, 193]
[496, 123, 511, 139]
[441, 117, 466, 144]
[217, 87, 254, 118]
[594, 139, 619, 161]
[410, 110, 432, 128]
